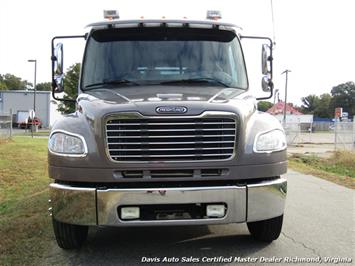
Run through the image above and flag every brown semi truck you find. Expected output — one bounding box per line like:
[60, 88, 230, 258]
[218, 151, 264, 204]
[48, 11, 287, 249]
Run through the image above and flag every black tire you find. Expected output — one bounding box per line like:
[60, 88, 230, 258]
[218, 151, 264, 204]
[52, 218, 88, 249]
[247, 215, 283, 242]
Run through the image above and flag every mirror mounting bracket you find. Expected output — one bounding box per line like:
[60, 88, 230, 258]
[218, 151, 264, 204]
[51, 35, 86, 103]
[240, 35, 274, 100]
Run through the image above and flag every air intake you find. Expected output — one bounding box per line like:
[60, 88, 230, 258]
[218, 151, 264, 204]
[105, 113, 237, 162]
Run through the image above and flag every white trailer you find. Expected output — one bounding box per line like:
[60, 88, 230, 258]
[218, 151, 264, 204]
[16, 110, 30, 125]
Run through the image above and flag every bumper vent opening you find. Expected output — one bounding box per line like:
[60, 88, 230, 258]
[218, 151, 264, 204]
[151, 170, 194, 178]
[122, 170, 144, 178]
[201, 169, 223, 176]
[119, 169, 228, 179]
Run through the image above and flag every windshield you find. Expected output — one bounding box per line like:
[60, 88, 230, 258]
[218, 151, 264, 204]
[81, 27, 248, 90]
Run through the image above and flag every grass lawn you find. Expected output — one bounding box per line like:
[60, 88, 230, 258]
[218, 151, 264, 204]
[288, 151, 355, 189]
[13, 130, 50, 137]
[0, 137, 52, 265]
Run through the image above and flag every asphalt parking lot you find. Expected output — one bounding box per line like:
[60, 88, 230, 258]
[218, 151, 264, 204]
[42, 170, 353, 266]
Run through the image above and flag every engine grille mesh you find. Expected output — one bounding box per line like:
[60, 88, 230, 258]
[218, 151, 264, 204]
[105, 115, 237, 162]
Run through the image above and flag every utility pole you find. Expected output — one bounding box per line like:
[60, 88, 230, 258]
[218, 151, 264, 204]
[281, 69, 291, 125]
[28, 59, 37, 137]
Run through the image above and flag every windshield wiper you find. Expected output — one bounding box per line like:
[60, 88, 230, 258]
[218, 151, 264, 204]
[160, 78, 229, 87]
[84, 79, 139, 90]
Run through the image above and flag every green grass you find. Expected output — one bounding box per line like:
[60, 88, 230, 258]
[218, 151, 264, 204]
[13, 130, 50, 137]
[288, 151, 355, 189]
[0, 137, 52, 265]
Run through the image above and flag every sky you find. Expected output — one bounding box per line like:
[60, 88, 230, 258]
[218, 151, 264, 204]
[0, 0, 354, 106]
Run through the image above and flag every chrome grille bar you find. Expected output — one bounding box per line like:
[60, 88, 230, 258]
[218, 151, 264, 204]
[109, 147, 234, 151]
[109, 154, 234, 158]
[107, 134, 236, 138]
[107, 141, 235, 145]
[107, 128, 236, 132]
[107, 122, 236, 126]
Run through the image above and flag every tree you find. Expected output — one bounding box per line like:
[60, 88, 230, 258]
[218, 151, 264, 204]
[301, 94, 319, 114]
[0, 73, 32, 90]
[36, 82, 52, 91]
[0, 79, 6, 90]
[300, 93, 332, 118]
[314, 93, 332, 118]
[57, 63, 81, 114]
[300, 82, 354, 118]
[257, 101, 273, 112]
[330, 81, 355, 118]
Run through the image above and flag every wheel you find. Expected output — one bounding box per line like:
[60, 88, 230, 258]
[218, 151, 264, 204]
[247, 215, 283, 242]
[52, 218, 88, 249]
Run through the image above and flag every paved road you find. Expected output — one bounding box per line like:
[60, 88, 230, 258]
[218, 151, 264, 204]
[43, 170, 354, 265]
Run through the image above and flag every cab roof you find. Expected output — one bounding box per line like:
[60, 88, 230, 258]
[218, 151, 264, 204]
[86, 19, 242, 32]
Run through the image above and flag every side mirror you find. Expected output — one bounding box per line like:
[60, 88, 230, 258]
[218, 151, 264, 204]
[52, 43, 64, 92]
[51, 34, 85, 103]
[240, 35, 273, 100]
[261, 44, 271, 75]
[261, 76, 273, 92]
[261, 44, 273, 92]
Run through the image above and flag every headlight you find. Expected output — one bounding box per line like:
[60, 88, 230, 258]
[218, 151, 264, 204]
[254, 129, 287, 153]
[48, 131, 87, 156]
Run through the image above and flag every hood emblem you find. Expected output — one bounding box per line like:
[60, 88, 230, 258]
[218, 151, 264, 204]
[156, 106, 187, 114]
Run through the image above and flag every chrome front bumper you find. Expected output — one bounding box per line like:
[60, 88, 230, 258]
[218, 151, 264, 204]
[49, 178, 287, 226]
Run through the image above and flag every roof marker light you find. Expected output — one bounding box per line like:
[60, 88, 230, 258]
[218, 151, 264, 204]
[104, 10, 119, 20]
[207, 10, 222, 20]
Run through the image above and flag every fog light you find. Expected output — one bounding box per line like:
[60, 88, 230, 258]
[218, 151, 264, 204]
[206, 204, 225, 218]
[121, 207, 140, 220]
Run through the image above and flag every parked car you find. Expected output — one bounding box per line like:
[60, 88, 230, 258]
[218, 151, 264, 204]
[19, 117, 42, 129]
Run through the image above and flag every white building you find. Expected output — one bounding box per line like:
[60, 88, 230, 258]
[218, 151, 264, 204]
[0, 90, 51, 128]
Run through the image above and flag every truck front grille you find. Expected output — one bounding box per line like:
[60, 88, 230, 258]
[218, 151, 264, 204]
[105, 114, 237, 162]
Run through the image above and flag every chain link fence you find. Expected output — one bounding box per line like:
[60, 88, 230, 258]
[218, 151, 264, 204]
[335, 121, 355, 151]
[283, 120, 355, 151]
[283, 123, 301, 145]
[0, 111, 13, 140]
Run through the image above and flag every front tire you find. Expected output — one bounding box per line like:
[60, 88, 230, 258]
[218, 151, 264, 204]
[52, 218, 88, 249]
[247, 215, 283, 242]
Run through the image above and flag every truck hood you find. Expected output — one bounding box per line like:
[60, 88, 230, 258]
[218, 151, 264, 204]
[50, 86, 286, 171]
[81, 85, 245, 103]
[77, 85, 256, 117]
